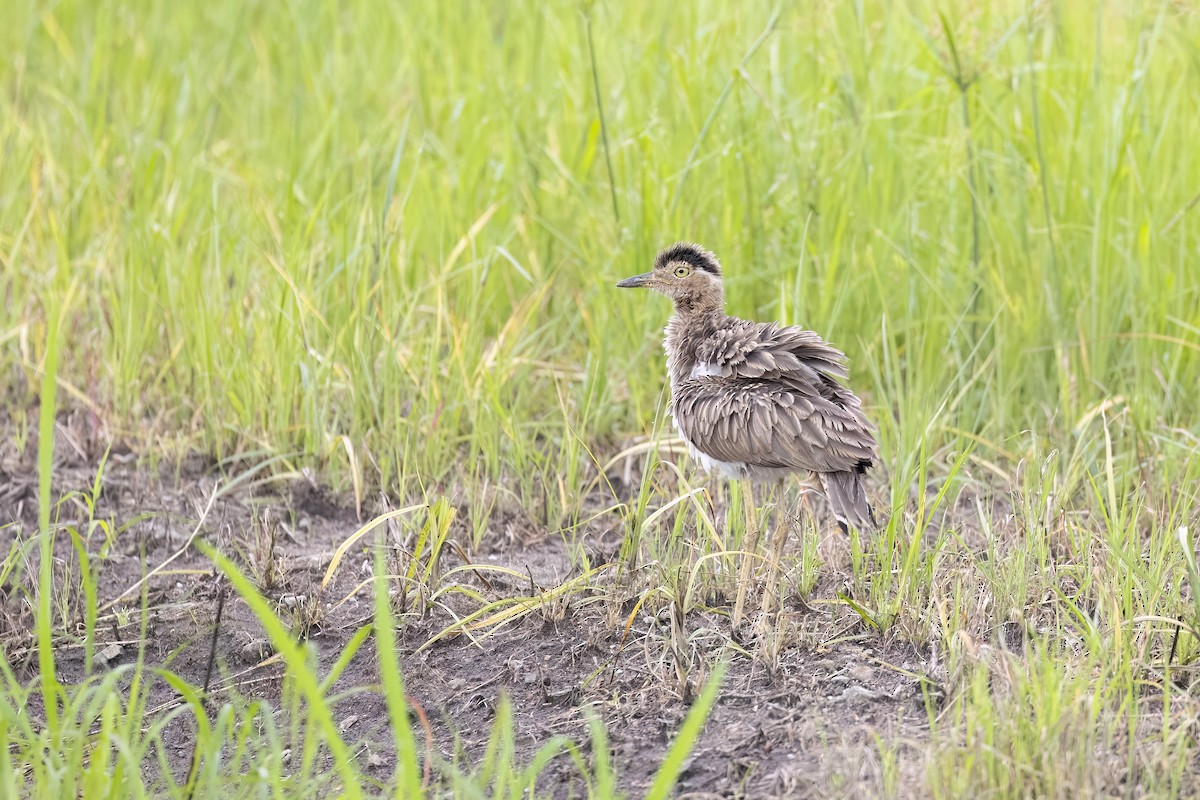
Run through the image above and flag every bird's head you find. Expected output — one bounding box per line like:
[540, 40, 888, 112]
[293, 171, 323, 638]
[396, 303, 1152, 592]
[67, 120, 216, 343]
[616, 242, 724, 311]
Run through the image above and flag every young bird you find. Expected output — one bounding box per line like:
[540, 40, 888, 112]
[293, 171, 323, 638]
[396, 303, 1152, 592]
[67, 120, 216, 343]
[618, 243, 878, 622]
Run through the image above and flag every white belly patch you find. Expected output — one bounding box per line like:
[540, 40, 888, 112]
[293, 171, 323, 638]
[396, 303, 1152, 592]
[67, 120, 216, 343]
[684, 438, 748, 479]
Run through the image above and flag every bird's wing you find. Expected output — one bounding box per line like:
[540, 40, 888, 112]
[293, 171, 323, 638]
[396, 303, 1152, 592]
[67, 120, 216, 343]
[692, 320, 850, 385]
[677, 320, 876, 473]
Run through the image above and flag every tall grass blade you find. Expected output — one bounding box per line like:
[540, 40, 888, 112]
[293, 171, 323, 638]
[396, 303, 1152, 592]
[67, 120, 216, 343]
[204, 544, 362, 798]
[644, 659, 727, 800]
[36, 297, 64, 735]
[373, 545, 425, 797]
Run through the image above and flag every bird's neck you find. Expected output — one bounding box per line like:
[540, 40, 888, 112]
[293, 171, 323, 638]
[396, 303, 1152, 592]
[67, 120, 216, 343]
[671, 291, 723, 317]
[664, 303, 723, 385]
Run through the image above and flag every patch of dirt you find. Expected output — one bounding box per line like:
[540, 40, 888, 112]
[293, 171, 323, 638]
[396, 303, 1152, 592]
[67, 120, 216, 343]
[0, 415, 933, 797]
[400, 612, 928, 797]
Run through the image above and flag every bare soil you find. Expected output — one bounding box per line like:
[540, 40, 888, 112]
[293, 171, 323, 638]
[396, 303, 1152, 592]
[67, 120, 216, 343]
[0, 419, 934, 798]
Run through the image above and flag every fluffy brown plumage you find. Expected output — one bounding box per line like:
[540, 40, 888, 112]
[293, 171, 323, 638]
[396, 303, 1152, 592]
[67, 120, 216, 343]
[617, 242, 878, 531]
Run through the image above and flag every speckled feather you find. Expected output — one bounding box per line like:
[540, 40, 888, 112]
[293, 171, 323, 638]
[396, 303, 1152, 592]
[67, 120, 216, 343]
[668, 314, 874, 465]
[632, 242, 878, 530]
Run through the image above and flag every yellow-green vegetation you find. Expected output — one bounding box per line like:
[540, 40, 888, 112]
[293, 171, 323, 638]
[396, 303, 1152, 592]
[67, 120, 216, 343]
[2, 0, 1199, 796]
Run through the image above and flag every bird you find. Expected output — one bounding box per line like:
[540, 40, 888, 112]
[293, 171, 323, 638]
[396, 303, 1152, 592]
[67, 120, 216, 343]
[617, 242, 878, 625]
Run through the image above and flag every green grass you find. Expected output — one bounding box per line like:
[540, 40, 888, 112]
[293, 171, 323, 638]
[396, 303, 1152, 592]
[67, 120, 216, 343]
[5, 0, 1195, 508]
[2, 0, 1200, 796]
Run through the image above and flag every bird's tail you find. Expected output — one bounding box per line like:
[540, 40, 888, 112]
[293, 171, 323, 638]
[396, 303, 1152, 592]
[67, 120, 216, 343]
[818, 471, 876, 533]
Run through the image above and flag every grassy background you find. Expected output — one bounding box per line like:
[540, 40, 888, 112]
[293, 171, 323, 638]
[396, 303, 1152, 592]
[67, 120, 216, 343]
[3, 0, 1200, 796]
[4, 0, 1196, 508]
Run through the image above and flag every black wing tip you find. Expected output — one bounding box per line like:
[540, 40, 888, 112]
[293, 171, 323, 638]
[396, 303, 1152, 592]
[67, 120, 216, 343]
[836, 504, 877, 534]
[855, 459, 872, 475]
[656, 242, 721, 277]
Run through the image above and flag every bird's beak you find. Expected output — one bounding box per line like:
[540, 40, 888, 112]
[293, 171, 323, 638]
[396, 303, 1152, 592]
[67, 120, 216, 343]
[616, 271, 653, 289]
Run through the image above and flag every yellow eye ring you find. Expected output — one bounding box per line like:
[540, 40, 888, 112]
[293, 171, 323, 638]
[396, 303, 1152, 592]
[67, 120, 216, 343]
[674, 266, 691, 278]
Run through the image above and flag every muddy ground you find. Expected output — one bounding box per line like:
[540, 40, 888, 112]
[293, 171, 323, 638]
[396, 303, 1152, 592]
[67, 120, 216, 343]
[0, 422, 935, 798]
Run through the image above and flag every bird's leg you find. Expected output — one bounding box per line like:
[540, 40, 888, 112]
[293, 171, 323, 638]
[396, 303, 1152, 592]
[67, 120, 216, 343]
[761, 483, 791, 616]
[732, 480, 761, 628]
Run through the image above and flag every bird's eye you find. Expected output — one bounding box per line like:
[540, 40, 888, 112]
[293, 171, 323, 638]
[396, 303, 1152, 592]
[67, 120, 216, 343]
[674, 266, 691, 278]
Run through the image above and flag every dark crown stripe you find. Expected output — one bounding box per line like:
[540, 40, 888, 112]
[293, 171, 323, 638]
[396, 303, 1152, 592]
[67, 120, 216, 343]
[656, 242, 721, 277]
